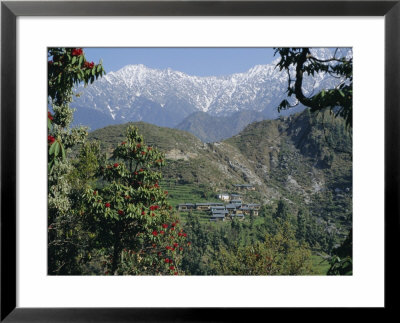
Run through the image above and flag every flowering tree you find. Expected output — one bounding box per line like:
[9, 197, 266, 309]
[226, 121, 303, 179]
[83, 126, 189, 275]
[48, 47, 105, 171]
[48, 48, 105, 274]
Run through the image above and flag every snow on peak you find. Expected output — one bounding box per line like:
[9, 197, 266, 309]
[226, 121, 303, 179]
[72, 54, 348, 128]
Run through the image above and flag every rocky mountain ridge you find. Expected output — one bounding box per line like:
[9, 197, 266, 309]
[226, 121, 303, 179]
[72, 48, 350, 134]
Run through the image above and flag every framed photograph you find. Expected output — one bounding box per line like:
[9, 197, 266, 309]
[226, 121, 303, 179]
[1, 0, 398, 321]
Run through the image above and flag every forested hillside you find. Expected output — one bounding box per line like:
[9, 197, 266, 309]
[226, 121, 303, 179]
[85, 108, 352, 274]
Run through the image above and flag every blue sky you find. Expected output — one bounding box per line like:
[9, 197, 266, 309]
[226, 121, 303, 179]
[83, 48, 277, 76]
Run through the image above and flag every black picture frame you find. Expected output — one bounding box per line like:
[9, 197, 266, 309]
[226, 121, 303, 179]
[1, 0, 398, 321]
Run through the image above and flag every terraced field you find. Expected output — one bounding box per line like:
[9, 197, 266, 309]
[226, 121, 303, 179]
[160, 180, 220, 207]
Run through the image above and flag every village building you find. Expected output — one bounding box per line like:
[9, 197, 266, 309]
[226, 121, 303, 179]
[225, 204, 238, 214]
[247, 203, 261, 210]
[177, 194, 259, 221]
[195, 203, 211, 211]
[229, 194, 242, 201]
[239, 206, 252, 215]
[210, 212, 227, 222]
[209, 202, 224, 207]
[211, 206, 226, 212]
[234, 184, 256, 191]
[177, 203, 195, 211]
[217, 193, 230, 201]
[231, 199, 242, 206]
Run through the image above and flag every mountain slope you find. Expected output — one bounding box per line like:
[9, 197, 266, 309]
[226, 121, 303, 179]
[175, 110, 268, 143]
[87, 109, 352, 238]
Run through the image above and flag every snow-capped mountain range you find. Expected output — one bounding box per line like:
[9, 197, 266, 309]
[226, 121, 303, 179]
[71, 48, 351, 136]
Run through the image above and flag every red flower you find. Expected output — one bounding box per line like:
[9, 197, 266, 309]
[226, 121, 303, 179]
[152, 230, 158, 236]
[178, 233, 182, 237]
[141, 211, 145, 215]
[174, 272, 178, 275]
[48, 135, 55, 144]
[164, 191, 168, 195]
[170, 227, 175, 231]
[93, 191, 97, 195]
[48, 111, 53, 120]
[164, 258, 170, 263]
[114, 163, 119, 168]
[173, 243, 178, 248]
[169, 266, 175, 270]
[179, 247, 183, 251]
[141, 151, 146, 155]
[136, 143, 141, 148]
[71, 48, 83, 56]
[105, 203, 111, 208]
[166, 246, 171, 250]
[171, 223, 176, 227]
[162, 224, 168, 229]
[183, 233, 187, 237]
[118, 210, 124, 215]
[121, 141, 126, 145]
[187, 242, 191, 246]
[158, 252, 162, 256]
[160, 230, 165, 235]
[84, 61, 95, 69]
[151, 213, 155, 217]
[139, 168, 144, 172]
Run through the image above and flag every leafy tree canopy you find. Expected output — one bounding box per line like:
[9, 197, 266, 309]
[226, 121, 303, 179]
[274, 47, 352, 128]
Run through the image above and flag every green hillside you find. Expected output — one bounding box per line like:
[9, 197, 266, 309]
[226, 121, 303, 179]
[89, 121, 202, 154]
[87, 109, 352, 250]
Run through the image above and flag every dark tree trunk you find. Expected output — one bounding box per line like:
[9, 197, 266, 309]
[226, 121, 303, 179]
[111, 223, 121, 274]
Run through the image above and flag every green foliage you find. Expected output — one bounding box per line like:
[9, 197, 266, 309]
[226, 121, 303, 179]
[48, 47, 105, 106]
[83, 111, 351, 273]
[89, 121, 201, 155]
[48, 48, 105, 172]
[274, 47, 352, 128]
[327, 229, 352, 275]
[310, 254, 331, 275]
[180, 212, 211, 275]
[210, 220, 312, 275]
[48, 48, 105, 274]
[82, 126, 188, 275]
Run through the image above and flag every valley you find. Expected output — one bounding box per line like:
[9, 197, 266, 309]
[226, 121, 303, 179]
[88, 108, 352, 254]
